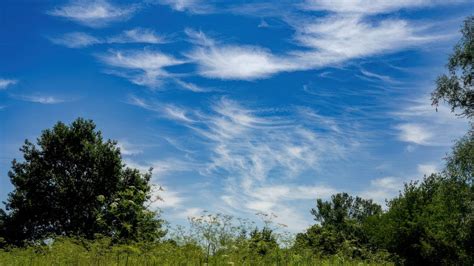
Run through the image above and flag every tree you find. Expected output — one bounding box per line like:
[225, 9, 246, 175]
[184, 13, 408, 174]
[0, 118, 164, 245]
[311, 193, 382, 231]
[295, 193, 383, 258]
[445, 133, 474, 183]
[432, 16, 473, 118]
[376, 173, 473, 265]
[248, 227, 278, 256]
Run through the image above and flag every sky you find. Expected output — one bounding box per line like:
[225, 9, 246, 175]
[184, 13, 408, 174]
[0, 0, 472, 232]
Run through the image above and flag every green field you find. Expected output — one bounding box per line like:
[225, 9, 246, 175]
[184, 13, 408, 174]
[0, 238, 393, 266]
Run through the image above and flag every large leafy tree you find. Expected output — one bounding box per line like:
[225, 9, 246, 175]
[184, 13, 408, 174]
[432, 16, 473, 118]
[0, 118, 164, 245]
[295, 193, 382, 258]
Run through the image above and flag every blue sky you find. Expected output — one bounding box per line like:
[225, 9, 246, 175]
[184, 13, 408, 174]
[0, 0, 472, 232]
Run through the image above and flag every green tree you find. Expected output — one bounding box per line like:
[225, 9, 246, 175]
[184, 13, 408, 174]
[445, 134, 474, 183]
[296, 193, 382, 258]
[432, 16, 473, 118]
[311, 193, 382, 233]
[372, 135, 474, 264]
[248, 227, 278, 256]
[377, 174, 473, 264]
[0, 118, 164, 245]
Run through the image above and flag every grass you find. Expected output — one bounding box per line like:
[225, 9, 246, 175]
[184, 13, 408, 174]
[0, 238, 393, 266]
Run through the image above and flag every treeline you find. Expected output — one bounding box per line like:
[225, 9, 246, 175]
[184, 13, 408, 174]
[0, 16, 473, 265]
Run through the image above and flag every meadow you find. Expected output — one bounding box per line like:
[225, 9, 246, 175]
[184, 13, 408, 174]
[0, 237, 393, 266]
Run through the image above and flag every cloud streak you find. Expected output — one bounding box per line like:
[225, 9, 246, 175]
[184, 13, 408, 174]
[14, 95, 66, 104]
[394, 96, 468, 146]
[51, 28, 166, 48]
[157, 0, 213, 14]
[303, 0, 461, 15]
[99, 49, 184, 88]
[48, 0, 138, 27]
[0, 79, 17, 90]
[184, 15, 438, 80]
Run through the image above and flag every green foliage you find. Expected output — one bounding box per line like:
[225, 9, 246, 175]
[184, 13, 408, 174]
[445, 133, 474, 183]
[0, 236, 393, 265]
[248, 227, 279, 256]
[0, 118, 164, 245]
[295, 193, 387, 261]
[366, 135, 474, 265]
[432, 16, 473, 118]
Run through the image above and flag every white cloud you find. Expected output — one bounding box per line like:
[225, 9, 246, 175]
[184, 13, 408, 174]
[396, 123, 433, 145]
[15, 95, 65, 104]
[178, 207, 204, 219]
[158, 0, 212, 14]
[371, 176, 400, 190]
[51, 28, 166, 49]
[50, 32, 100, 48]
[303, 0, 459, 15]
[185, 30, 300, 80]
[293, 15, 436, 67]
[107, 28, 166, 44]
[394, 96, 468, 146]
[48, 0, 138, 27]
[117, 140, 143, 156]
[187, 44, 297, 80]
[363, 163, 440, 206]
[151, 188, 184, 209]
[0, 79, 17, 90]
[361, 176, 404, 206]
[99, 49, 184, 88]
[417, 163, 439, 176]
[185, 16, 437, 80]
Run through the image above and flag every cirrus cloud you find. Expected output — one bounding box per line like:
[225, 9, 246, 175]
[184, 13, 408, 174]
[0, 79, 17, 90]
[48, 0, 139, 27]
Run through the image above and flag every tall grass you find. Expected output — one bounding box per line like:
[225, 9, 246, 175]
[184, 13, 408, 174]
[0, 237, 393, 266]
[0, 213, 394, 265]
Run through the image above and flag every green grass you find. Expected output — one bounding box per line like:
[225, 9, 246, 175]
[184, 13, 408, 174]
[0, 238, 393, 266]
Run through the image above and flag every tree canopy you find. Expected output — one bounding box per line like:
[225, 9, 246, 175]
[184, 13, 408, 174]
[432, 16, 473, 118]
[0, 118, 164, 245]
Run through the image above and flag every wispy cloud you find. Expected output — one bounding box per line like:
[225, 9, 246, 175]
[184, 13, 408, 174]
[117, 140, 143, 156]
[302, 0, 461, 15]
[394, 96, 468, 146]
[0, 79, 17, 90]
[292, 15, 437, 67]
[417, 163, 439, 176]
[48, 0, 138, 27]
[185, 15, 438, 80]
[185, 29, 298, 80]
[361, 162, 440, 206]
[150, 186, 184, 209]
[361, 176, 403, 206]
[129, 96, 358, 231]
[51, 28, 166, 49]
[50, 32, 100, 48]
[107, 28, 166, 44]
[157, 0, 213, 14]
[98, 49, 184, 88]
[14, 95, 66, 104]
[396, 123, 433, 145]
